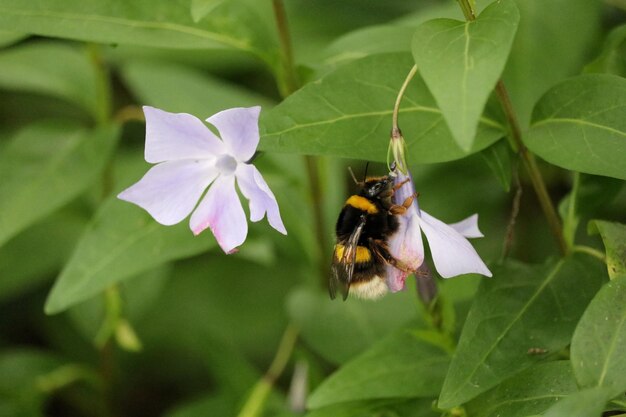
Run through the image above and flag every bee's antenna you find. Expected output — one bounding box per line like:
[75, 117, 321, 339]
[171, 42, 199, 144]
[347, 167, 359, 185]
[363, 162, 370, 182]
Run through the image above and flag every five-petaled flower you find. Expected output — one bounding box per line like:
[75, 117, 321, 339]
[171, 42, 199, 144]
[386, 170, 491, 292]
[118, 106, 286, 254]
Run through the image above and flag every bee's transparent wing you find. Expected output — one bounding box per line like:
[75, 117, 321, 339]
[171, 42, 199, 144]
[330, 215, 366, 300]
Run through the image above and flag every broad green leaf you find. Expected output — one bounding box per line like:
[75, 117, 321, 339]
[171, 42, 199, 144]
[287, 286, 421, 365]
[119, 60, 273, 117]
[503, 0, 601, 127]
[261, 53, 505, 163]
[480, 139, 512, 192]
[526, 74, 626, 180]
[0, 30, 26, 47]
[0, 211, 86, 303]
[588, 220, 626, 280]
[542, 387, 612, 417]
[44, 196, 216, 314]
[0, 0, 278, 64]
[411, 0, 519, 151]
[585, 24, 626, 77]
[307, 328, 450, 409]
[571, 275, 626, 397]
[466, 361, 578, 417]
[0, 122, 119, 247]
[438, 255, 607, 408]
[305, 398, 438, 417]
[0, 41, 99, 118]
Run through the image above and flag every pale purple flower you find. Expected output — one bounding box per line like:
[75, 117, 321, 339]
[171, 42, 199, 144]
[386, 171, 491, 292]
[118, 106, 286, 254]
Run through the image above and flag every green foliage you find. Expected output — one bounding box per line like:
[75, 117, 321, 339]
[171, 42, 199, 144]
[261, 53, 504, 162]
[44, 197, 215, 314]
[412, 0, 519, 151]
[0, 122, 119, 247]
[465, 361, 578, 417]
[0, 0, 623, 416]
[438, 255, 607, 408]
[571, 275, 626, 397]
[307, 328, 449, 408]
[0, 41, 99, 118]
[526, 74, 626, 180]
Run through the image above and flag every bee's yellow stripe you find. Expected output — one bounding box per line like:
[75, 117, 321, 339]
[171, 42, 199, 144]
[345, 195, 378, 214]
[335, 244, 372, 262]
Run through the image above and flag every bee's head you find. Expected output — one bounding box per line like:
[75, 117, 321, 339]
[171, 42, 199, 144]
[363, 176, 392, 198]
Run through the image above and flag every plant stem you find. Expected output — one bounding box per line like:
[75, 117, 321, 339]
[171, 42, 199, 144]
[272, 0, 328, 282]
[391, 64, 418, 138]
[237, 324, 299, 417]
[572, 245, 607, 263]
[563, 172, 581, 248]
[272, 0, 299, 97]
[87, 44, 112, 126]
[494, 81, 567, 255]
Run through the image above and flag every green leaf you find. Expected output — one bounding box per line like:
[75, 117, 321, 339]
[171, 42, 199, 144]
[119, 60, 274, 117]
[438, 255, 607, 408]
[466, 361, 578, 417]
[526, 74, 626, 180]
[479, 139, 512, 192]
[0, 122, 120, 247]
[307, 328, 450, 409]
[588, 220, 626, 280]
[261, 53, 504, 163]
[411, 0, 519, 151]
[287, 287, 421, 365]
[0, 211, 86, 303]
[0, 41, 99, 118]
[541, 387, 612, 417]
[305, 398, 438, 417]
[0, 0, 277, 64]
[571, 275, 626, 397]
[503, 0, 601, 127]
[585, 24, 626, 77]
[44, 197, 215, 314]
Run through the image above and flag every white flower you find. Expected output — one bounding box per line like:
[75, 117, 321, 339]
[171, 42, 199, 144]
[386, 171, 491, 292]
[118, 106, 286, 254]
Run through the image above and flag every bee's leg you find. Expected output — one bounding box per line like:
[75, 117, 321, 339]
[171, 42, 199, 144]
[392, 178, 410, 192]
[388, 192, 419, 215]
[369, 238, 414, 273]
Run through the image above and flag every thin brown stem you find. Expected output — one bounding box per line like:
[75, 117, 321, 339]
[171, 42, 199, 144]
[272, 0, 299, 96]
[494, 81, 567, 255]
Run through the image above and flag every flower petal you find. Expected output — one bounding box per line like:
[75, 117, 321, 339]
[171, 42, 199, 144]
[189, 175, 247, 253]
[235, 164, 287, 235]
[419, 211, 492, 278]
[118, 160, 217, 225]
[449, 214, 484, 238]
[143, 106, 224, 163]
[206, 106, 261, 162]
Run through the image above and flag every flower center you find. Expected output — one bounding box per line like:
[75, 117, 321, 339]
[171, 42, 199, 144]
[215, 154, 238, 175]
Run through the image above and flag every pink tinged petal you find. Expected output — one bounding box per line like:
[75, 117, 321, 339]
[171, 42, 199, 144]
[206, 106, 261, 162]
[117, 160, 217, 225]
[143, 106, 224, 163]
[386, 207, 425, 292]
[419, 211, 492, 278]
[189, 175, 248, 254]
[449, 214, 484, 238]
[235, 164, 287, 235]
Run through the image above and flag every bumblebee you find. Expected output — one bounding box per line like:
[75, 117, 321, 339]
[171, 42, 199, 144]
[330, 171, 416, 300]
